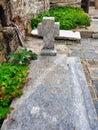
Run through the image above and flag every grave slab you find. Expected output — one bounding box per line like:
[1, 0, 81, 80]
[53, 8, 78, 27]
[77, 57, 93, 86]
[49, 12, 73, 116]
[31, 29, 81, 41]
[1, 56, 98, 130]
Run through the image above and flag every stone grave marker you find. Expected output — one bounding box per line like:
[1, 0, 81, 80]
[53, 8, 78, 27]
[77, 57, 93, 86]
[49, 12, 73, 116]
[1, 56, 98, 130]
[38, 17, 60, 56]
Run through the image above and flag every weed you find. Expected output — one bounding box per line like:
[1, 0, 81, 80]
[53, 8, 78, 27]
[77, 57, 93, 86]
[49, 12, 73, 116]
[8, 48, 37, 65]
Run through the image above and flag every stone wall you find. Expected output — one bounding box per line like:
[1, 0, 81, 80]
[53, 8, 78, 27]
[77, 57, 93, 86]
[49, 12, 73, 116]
[0, 31, 6, 63]
[0, 0, 82, 35]
[9, 0, 82, 34]
[0, 0, 12, 26]
[0, 26, 23, 64]
[50, 0, 81, 7]
[10, 0, 50, 35]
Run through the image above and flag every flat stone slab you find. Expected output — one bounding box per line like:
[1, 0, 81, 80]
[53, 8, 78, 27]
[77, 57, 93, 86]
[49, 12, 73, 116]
[31, 29, 81, 41]
[1, 56, 98, 130]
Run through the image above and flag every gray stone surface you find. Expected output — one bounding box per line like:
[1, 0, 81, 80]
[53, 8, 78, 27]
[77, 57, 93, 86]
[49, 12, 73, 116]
[1, 56, 98, 130]
[38, 17, 60, 56]
[93, 80, 98, 96]
[94, 100, 98, 116]
[70, 49, 84, 58]
[59, 30, 81, 41]
[84, 51, 98, 59]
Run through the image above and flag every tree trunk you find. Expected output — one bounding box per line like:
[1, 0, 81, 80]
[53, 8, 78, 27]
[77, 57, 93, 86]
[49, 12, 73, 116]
[81, 0, 90, 13]
[95, 0, 98, 9]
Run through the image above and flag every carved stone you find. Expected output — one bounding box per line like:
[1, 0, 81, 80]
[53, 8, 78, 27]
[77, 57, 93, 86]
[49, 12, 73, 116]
[38, 17, 60, 56]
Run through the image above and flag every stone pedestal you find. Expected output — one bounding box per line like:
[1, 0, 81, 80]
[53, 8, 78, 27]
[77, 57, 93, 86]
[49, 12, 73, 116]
[95, 0, 98, 9]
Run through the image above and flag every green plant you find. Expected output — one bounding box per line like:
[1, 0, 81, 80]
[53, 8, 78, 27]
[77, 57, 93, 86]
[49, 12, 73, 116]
[8, 48, 37, 65]
[31, 6, 91, 30]
[0, 49, 38, 127]
[0, 62, 29, 126]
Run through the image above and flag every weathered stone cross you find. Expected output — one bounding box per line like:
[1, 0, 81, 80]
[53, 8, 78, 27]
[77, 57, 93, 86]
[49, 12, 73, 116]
[38, 17, 60, 56]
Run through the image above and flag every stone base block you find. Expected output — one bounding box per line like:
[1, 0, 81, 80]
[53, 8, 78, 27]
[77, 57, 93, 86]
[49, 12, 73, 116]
[41, 49, 57, 56]
[92, 32, 98, 39]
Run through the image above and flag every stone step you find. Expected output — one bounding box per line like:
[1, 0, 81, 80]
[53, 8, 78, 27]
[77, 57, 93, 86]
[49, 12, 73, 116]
[31, 29, 81, 41]
[1, 56, 98, 130]
[78, 19, 98, 38]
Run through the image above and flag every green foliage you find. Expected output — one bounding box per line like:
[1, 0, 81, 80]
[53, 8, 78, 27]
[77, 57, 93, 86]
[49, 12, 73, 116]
[8, 48, 38, 65]
[0, 49, 38, 127]
[0, 107, 12, 121]
[0, 62, 28, 122]
[0, 106, 12, 127]
[31, 6, 91, 30]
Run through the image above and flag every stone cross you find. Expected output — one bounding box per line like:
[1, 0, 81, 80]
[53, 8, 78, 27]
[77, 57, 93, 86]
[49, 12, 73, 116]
[38, 17, 60, 56]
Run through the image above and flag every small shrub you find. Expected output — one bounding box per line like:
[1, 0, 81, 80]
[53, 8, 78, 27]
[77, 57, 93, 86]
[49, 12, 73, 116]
[8, 48, 38, 65]
[0, 62, 29, 127]
[31, 6, 91, 30]
[0, 49, 38, 127]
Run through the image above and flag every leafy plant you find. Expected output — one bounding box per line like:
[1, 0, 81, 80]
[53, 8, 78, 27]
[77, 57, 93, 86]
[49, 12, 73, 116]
[8, 48, 37, 65]
[0, 49, 38, 127]
[31, 6, 91, 30]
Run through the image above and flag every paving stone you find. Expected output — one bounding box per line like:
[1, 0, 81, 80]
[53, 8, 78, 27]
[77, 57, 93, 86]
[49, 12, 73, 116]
[90, 69, 98, 79]
[84, 51, 98, 59]
[94, 47, 98, 52]
[83, 64, 92, 85]
[69, 45, 82, 50]
[81, 42, 95, 49]
[70, 49, 84, 58]
[93, 100, 98, 116]
[1, 56, 98, 130]
[93, 80, 98, 96]
[91, 39, 98, 46]
[55, 44, 68, 55]
[81, 39, 92, 45]
[81, 45, 95, 51]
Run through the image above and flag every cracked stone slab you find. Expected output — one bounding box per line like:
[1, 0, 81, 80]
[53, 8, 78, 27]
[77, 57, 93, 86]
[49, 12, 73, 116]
[1, 56, 98, 130]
